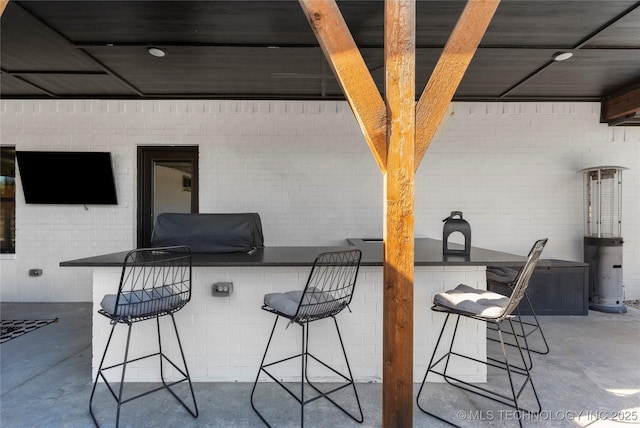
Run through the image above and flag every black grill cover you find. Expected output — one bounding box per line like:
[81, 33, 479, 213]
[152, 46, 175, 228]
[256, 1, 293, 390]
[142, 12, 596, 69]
[151, 213, 264, 253]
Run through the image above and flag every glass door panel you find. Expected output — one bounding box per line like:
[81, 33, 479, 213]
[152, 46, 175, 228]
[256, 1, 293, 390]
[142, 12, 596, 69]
[137, 147, 198, 248]
[153, 161, 193, 225]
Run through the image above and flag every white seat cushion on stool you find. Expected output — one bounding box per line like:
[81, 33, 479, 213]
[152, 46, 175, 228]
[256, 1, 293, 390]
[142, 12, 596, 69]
[434, 283, 510, 319]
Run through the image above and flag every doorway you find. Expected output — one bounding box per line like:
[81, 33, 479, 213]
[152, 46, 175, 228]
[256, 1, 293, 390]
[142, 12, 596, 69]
[137, 146, 199, 248]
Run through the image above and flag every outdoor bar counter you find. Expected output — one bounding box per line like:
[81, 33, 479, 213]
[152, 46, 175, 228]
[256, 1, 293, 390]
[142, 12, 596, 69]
[61, 238, 528, 384]
[61, 237, 528, 268]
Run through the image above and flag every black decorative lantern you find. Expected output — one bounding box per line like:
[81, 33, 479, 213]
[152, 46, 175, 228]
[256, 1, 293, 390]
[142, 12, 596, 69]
[442, 211, 471, 257]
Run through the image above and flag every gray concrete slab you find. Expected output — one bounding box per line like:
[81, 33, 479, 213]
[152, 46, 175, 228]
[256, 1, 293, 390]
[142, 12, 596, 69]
[1, 302, 639, 427]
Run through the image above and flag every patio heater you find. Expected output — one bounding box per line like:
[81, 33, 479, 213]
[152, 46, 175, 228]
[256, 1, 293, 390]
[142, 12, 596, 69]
[578, 166, 628, 313]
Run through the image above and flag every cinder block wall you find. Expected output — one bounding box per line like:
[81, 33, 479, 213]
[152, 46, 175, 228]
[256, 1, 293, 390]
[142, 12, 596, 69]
[1, 100, 639, 302]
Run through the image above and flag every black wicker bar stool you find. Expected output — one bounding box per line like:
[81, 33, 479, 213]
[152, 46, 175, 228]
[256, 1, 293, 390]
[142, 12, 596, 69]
[250, 249, 364, 427]
[89, 245, 198, 427]
[417, 239, 547, 428]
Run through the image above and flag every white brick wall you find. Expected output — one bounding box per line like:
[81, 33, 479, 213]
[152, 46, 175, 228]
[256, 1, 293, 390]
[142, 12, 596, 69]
[1, 100, 639, 302]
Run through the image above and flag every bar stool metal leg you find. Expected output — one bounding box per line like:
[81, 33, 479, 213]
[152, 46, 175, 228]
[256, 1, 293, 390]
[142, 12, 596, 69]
[250, 316, 281, 427]
[158, 314, 199, 418]
[418, 315, 541, 428]
[487, 267, 550, 357]
[520, 293, 550, 354]
[416, 313, 460, 426]
[90, 323, 116, 426]
[251, 316, 363, 427]
[303, 319, 363, 424]
[89, 321, 134, 428]
[89, 316, 198, 427]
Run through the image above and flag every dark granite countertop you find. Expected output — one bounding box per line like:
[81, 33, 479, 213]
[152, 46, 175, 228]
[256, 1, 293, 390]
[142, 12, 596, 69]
[349, 238, 529, 266]
[60, 245, 354, 268]
[60, 237, 548, 268]
[349, 239, 585, 268]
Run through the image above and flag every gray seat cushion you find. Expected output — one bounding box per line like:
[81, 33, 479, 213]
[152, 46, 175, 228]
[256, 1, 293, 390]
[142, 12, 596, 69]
[434, 283, 509, 319]
[264, 290, 304, 317]
[486, 266, 518, 284]
[264, 287, 343, 318]
[101, 285, 182, 317]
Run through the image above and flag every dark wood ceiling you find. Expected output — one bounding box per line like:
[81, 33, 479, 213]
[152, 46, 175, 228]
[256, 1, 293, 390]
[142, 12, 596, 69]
[2, 0, 640, 104]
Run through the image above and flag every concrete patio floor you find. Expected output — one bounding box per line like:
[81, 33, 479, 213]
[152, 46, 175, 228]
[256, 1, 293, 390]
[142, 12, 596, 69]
[1, 302, 639, 427]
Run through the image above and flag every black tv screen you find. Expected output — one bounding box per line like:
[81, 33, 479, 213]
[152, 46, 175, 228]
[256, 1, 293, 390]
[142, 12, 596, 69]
[16, 151, 118, 205]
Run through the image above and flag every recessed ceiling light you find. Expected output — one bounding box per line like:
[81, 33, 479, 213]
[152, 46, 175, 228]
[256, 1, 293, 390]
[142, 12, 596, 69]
[552, 52, 573, 62]
[147, 47, 167, 58]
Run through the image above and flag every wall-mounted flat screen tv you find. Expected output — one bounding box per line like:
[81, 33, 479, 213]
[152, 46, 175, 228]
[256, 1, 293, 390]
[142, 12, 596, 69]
[16, 151, 118, 205]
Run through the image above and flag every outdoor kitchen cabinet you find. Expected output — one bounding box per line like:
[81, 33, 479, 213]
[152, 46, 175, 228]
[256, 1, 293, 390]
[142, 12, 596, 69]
[489, 259, 589, 315]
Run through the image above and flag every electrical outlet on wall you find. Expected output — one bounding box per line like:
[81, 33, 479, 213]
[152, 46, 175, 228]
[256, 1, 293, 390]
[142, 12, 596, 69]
[212, 282, 233, 297]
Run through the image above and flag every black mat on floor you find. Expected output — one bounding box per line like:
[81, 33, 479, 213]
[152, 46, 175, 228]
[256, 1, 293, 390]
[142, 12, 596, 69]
[0, 319, 58, 344]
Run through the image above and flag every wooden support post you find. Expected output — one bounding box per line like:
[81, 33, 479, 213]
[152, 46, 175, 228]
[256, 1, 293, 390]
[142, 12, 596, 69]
[383, 1, 415, 427]
[299, 1, 498, 426]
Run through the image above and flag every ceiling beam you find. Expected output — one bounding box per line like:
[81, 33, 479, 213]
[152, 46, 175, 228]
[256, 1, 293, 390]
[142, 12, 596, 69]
[0, 0, 9, 16]
[298, 0, 387, 172]
[415, 0, 500, 171]
[499, 1, 640, 102]
[573, 1, 640, 49]
[602, 86, 640, 123]
[0, 67, 57, 97]
[6, 2, 145, 98]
